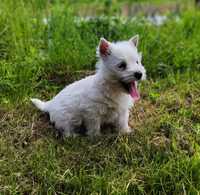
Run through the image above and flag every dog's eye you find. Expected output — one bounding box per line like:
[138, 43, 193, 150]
[118, 61, 127, 70]
[136, 60, 139, 64]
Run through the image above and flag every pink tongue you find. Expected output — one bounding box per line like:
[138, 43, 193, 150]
[130, 81, 140, 101]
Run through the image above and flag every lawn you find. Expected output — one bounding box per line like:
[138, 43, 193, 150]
[1, 0, 200, 194]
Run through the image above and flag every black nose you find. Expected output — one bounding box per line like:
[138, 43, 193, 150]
[134, 71, 142, 80]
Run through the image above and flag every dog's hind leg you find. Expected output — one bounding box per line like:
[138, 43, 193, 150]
[51, 120, 76, 137]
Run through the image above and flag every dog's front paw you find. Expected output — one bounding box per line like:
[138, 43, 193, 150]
[119, 127, 134, 135]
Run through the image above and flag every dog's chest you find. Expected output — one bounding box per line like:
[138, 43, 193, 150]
[100, 94, 131, 123]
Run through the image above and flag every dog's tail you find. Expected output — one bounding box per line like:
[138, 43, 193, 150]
[31, 98, 48, 112]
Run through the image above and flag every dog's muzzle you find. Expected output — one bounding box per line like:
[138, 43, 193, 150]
[120, 71, 143, 101]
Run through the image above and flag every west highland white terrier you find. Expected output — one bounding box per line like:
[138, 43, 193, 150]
[31, 35, 146, 137]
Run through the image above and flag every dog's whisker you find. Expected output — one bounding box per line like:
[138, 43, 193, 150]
[121, 76, 135, 83]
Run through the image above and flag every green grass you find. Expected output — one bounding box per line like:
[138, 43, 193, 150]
[1, 0, 200, 194]
[1, 72, 200, 194]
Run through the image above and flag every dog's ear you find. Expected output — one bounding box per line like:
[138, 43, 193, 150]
[99, 38, 111, 57]
[129, 35, 139, 48]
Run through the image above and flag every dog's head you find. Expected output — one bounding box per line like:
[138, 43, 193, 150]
[96, 35, 146, 101]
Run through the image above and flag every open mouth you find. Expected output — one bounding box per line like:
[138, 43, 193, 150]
[121, 81, 140, 101]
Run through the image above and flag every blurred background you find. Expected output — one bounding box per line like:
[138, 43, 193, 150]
[0, 0, 199, 102]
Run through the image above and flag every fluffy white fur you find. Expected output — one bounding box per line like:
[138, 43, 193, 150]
[31, 35, 146, 137]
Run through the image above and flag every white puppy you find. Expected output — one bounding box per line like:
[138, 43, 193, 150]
[31, 35, 146, 137]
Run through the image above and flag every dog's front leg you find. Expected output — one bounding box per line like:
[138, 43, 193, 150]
[117, 110, 132, 135]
